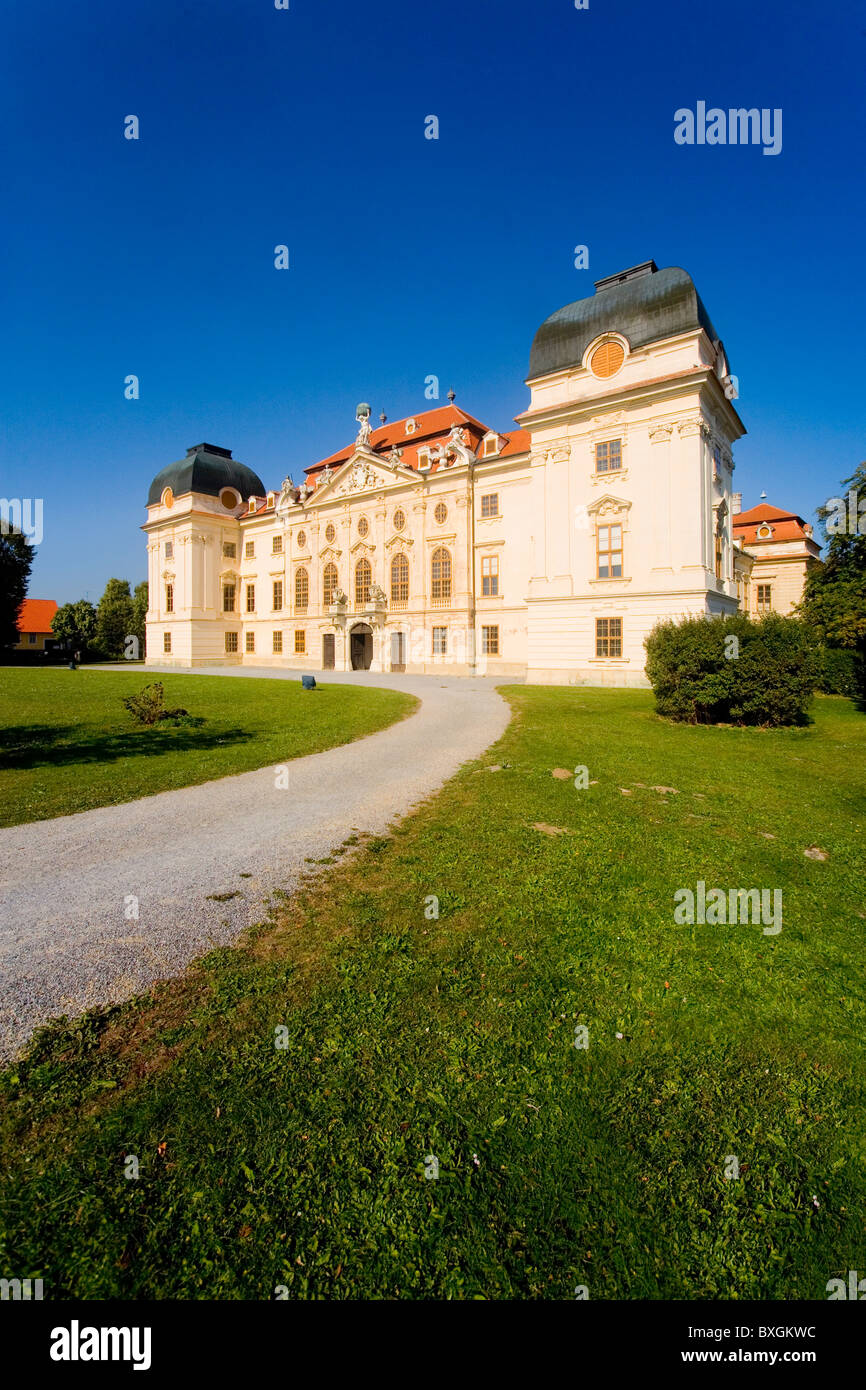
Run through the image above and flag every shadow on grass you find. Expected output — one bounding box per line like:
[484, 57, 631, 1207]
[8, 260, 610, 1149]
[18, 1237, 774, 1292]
[0, 723, 252, 771]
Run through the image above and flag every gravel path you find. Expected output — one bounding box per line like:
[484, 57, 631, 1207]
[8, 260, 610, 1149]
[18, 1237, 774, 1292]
[0, 670, 511, 1062]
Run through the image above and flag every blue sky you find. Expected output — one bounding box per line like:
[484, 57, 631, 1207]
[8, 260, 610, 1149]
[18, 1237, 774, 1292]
[3, 0, 864, 603]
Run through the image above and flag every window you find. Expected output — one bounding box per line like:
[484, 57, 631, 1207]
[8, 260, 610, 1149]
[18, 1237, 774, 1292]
[248, 499, 256, 514]
[757, 583, 773, 614]
[434, 501, 447, 524]
[222, 583, 236, 612]
[357, 516, 369, 538]
[266, 493, 275, 509]
[323, 562, 339, 606]
[482, 435, 499, 458]
[273, 580, 283, 610]
[245, 540, 255, 559]
[406, 417, 417, 434]
[297, 530, 307, 550]
[246, 584, 256, 613]
[272, 534, 283, 554]
[715, 530, 724, 580]
[590, 340, 625, 378]
[294, 630, 306, 654]
[391, 552, 409, 603]
[225, 631, 239, 653]
[595, 439, 622, 473]
[481, 555, 499, 596]
[222, 541, 236, 558]
[355, 557, 371, 606]
[480, 493, 499, 518]
[325, 522, 336, 543]
[28, 633, 37, 645]
[273, 630, 283, 654]
[597, 524, 623, 579]
[393, 508, 405, 531]
[596, 617, 622, 658]
[481, 625, 499, 655]
[295, 567, 309, 611]
[757, 523, 773, 539]
[165, 583, 174, 613]
[220, 488, 239, 510]
[417, 448, 432, 470]
[163, 632, 172, 653]
[161, 487, 174, 508]
[432, 626, 447, 655]
[431, 547, 451, 600]
[245, 632, 255, 653]
[164, 541, 173, 559]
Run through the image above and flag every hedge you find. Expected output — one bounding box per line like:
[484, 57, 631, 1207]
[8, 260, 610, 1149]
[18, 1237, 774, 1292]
[644, 613, 815, 726]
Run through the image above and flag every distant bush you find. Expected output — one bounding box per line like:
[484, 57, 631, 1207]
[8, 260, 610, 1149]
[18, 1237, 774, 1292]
[814, 645, 859, 697]
[644, 613, 815, 726]
[122, 682, 196, 727]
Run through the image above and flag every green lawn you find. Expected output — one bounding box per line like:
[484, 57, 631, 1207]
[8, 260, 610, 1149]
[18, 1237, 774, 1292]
[0, 687, 863, 1299]
[0, 668, 416, 827]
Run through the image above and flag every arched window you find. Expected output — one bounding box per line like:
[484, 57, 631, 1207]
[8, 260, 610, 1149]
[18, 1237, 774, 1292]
[431, 547, 451, 601]
[355, 557, 371, 606]
[295, 567, 309, 612]
[323, 562, 338, 606]
[390, 552, 409, 603]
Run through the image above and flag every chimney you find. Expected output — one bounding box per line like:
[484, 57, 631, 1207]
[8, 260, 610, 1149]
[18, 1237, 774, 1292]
[594, 260, 658, 293]
[732, 492, 742, 515]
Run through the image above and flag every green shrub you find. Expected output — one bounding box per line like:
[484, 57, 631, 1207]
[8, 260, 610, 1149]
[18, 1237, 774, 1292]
[644, 613, 815, 726]
[122, 681, 193, 727]
[814, 645, 858, 697]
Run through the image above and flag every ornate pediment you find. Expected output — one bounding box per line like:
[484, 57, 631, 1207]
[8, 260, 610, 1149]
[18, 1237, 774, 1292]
[349, 538, 376, 555]
[586, 493, 632, 518]
[312, 449, 416, 503]
[384, 533, 414, 549]
[318, 545, 343, 560]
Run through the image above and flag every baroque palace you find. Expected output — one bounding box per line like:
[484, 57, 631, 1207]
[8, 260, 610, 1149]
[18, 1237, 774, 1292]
[143, 260, 818, 683]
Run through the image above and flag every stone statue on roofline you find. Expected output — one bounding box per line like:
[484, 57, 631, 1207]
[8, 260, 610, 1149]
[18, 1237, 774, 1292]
[276, 476, 296, 513]
[355, 402, 374, 450]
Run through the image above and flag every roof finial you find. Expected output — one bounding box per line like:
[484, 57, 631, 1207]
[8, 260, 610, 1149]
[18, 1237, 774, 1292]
[760, 490, 767, 501]
[447, 387, 456, 405]
[379, 410, 387, 425]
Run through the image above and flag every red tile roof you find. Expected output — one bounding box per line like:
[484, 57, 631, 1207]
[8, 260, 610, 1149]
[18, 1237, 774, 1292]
[239, 408, 531, 513]
[17, 599, 58, 633]
[304, 406, 529, 482]
[733, 503, 813, 545]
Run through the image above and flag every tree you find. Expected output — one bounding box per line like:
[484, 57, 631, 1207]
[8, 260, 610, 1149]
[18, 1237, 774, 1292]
[800, 461, 866, 698]
[131, 581, 148, 657]
[0, 528, 35, 649]
[96, 578, 135, 659]
[51, 599, 98, 655]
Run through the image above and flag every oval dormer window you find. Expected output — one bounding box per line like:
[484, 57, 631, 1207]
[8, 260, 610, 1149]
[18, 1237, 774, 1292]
[220, 487, 240, 510]
[757, 524, 773, 539]
[590, 340, 625, 379]
[161, 487, 174, 508]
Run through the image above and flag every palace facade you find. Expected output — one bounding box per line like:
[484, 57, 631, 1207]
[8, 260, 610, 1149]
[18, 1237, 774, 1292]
[143, 260, 775, 684]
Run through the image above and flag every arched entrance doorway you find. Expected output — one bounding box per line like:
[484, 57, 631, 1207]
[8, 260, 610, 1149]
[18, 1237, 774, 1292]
[350, 623, 373, 670]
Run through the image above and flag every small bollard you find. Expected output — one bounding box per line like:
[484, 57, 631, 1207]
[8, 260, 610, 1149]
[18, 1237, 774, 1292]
[301, 675, 316, 691]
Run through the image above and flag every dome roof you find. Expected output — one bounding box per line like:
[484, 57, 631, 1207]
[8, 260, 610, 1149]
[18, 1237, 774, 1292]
[147, 444, 266, 507]
[528, 262, 720, 381]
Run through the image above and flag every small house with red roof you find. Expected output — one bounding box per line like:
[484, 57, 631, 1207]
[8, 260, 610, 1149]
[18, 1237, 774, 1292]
[732, 498, 821, 617]
[15, 599, 59, 651]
